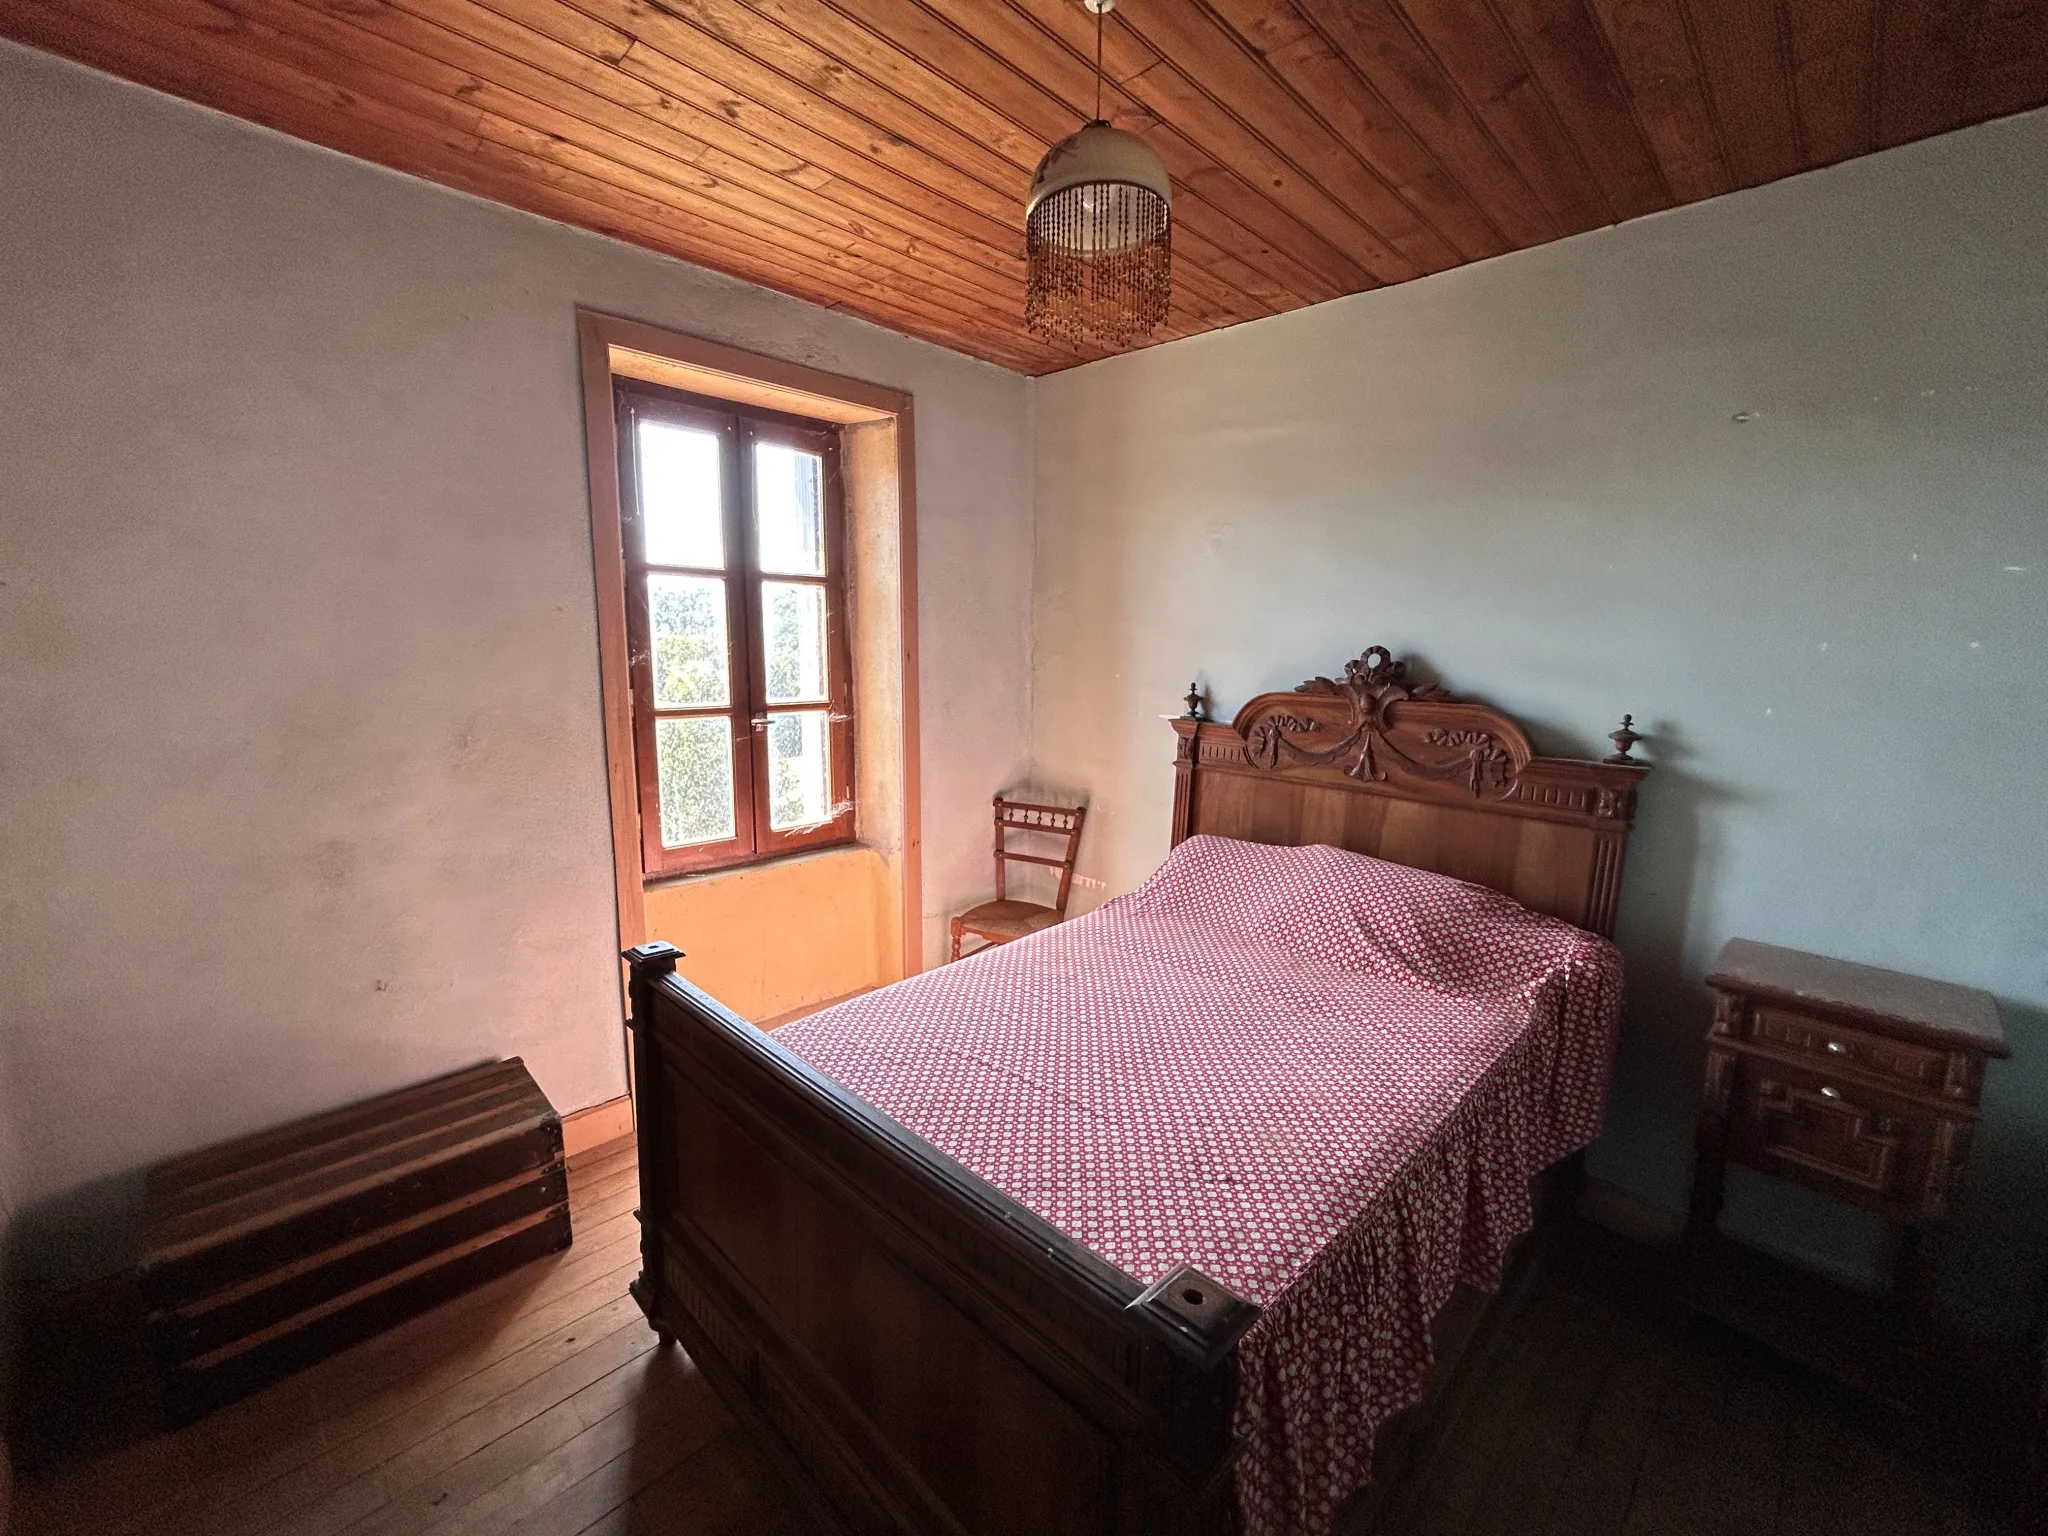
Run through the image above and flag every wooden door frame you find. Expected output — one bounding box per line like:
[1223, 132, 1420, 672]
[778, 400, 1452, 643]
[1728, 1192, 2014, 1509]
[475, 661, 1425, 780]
[576, 310, 923, 998]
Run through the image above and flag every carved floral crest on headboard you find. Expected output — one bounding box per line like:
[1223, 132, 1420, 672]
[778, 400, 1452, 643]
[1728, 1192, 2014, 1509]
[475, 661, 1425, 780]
[1237, 645, 1524, 798]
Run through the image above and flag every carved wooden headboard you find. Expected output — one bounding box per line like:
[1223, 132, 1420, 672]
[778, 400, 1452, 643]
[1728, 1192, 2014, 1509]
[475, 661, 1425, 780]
[1170, 646, 1649, 937]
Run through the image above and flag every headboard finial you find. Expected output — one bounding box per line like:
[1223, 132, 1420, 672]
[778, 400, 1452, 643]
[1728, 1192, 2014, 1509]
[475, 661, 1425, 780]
[1182, 682, 1205, 721]
[1347, 646, 1402, 688]
[1605, 715, 1642, 765]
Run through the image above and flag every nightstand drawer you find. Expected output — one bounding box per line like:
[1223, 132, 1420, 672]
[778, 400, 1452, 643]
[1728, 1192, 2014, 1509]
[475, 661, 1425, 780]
[1727, 1059, 1937, 1215]
[1749, 1005, 1949, 1094]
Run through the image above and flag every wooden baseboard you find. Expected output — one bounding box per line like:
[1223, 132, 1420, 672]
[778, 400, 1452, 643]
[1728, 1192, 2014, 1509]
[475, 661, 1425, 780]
[561, 1096, 635, 1164]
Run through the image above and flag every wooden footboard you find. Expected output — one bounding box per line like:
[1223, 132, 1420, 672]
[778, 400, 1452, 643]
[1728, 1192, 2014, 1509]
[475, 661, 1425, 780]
[622, 942, 1260, 1536]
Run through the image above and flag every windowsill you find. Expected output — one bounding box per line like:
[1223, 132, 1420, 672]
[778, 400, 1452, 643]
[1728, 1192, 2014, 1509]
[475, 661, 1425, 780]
[642, 838, 865, 892]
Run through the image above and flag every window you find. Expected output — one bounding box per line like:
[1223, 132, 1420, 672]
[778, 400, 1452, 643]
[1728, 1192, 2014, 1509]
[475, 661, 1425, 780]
[616, 382, 854, 878]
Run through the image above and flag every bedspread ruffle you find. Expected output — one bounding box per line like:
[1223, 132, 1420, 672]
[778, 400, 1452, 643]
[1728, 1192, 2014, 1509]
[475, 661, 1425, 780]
[1231, 951, 1620, 1536]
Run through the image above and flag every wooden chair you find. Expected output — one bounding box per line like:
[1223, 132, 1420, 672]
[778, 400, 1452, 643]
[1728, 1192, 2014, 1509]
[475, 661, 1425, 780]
[948, 798, 1087, 960]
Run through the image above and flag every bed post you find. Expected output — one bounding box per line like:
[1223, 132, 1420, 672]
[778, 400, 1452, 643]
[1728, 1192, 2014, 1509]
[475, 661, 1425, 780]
[1170, 717, 1200, 846]
[622, 940, 682, 1346]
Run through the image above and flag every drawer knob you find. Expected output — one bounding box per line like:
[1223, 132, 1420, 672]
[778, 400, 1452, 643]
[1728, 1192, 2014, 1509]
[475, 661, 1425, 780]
[1819, 1085, 1841, 1100]
[1825, 1040, 1849, 1055]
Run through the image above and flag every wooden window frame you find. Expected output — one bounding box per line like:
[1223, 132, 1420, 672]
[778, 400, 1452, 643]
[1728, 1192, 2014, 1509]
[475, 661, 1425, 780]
[616, 379, 857, 880]
[578, 310, 923, 993]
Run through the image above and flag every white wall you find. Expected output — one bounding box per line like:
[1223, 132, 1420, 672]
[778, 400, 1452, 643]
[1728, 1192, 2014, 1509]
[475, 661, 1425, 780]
[1030, 108, 2048, 1336]
[0, 42, 1033, 1287]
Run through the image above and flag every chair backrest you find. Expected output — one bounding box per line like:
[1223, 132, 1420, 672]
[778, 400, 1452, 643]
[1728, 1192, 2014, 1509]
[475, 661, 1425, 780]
[992, 798, 1087, 915]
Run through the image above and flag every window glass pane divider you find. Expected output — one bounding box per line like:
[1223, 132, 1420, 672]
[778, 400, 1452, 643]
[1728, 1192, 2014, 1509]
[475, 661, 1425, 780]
[727, 407, 765, 858]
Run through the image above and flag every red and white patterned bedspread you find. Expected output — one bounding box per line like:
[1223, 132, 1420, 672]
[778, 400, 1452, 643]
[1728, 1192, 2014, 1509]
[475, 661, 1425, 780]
[775, 834, 1625, 1536]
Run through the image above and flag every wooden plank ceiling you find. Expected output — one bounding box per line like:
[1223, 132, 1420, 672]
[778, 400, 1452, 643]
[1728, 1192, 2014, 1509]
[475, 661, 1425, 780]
[5, 0, 2047, 374]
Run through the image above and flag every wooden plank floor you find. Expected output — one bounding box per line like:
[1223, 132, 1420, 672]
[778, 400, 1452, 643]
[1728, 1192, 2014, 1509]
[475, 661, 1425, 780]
[15, 1142, 799, 1536]
[1360, 1222, 2014, 1536]
[18, 1146, 2012, 1536]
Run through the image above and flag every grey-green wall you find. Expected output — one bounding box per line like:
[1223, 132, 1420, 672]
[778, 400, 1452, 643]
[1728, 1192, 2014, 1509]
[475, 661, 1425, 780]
[1030, 107, 2048, 1337]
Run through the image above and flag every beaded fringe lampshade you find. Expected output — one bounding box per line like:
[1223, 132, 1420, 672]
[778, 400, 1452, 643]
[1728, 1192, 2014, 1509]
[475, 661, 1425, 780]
[1023, 0, 1172, 348]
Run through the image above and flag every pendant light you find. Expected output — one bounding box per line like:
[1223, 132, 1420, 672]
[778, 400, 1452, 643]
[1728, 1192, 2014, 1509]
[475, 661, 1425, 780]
[1024, 0, 1172, 347]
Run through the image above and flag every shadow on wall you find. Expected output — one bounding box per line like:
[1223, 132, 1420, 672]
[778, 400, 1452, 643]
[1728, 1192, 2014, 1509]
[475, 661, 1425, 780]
[1595, 720, 2048, 1332]
[1942, 998, 2048, 1340]
[1580, 719, 1828, 1250]
[1596, 722, 1921, 1286]
[1606, 717, 1747, 1150]
[1, 1167, 156, 1468]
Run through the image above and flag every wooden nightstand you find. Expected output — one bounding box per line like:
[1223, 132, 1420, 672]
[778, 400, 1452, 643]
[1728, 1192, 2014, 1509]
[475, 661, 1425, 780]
[1681, 938, 2007, 1395]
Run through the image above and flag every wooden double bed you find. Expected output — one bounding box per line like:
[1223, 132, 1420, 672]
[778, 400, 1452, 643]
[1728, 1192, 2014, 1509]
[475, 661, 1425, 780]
[622, 647, 1647, 1536]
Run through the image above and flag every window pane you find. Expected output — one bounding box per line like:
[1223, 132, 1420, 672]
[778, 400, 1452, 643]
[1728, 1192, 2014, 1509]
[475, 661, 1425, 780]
[655, 716, 736, 847]
[649, 574, 729, 708]
[638, 420, 723, 569]
[761, 581, 827, 704]
[754, 443, 825, 576]
[766, 711, 832, 830]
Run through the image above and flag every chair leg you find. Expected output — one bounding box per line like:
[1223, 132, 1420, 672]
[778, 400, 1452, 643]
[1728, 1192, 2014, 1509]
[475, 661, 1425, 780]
[949, 923, 962, 961]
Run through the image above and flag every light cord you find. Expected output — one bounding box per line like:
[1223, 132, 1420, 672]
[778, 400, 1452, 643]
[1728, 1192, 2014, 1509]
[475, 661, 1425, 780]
[1095, 1, 1103, 123]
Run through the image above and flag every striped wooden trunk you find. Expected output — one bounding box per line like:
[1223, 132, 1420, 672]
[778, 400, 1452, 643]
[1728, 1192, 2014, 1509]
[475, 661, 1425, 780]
[141, 1059, 572, 1420]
